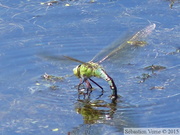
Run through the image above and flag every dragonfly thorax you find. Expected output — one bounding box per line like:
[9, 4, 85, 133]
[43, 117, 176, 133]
[73, 62, 103, 79]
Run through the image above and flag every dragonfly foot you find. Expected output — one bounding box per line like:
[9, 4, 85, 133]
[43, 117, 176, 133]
[78, 87, 93, 100]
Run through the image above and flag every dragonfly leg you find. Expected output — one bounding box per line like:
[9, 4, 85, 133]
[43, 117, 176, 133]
[85, 79, 93, 89]
[78, 78, 84, 90]
[84, 79, 93, 98]
[77, 78, 86, 99]
[89, 78, 104, 99]
[78, 77, 93, 99]
[89, 78, 103, 91]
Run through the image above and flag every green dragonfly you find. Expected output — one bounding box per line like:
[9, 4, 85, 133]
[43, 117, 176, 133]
[43, 23, 156, 101]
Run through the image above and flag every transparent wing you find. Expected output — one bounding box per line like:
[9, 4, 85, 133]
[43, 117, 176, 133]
[38, 52, 86, 64]
[63, 55, 86, 64]
[91, 23, 156, 64]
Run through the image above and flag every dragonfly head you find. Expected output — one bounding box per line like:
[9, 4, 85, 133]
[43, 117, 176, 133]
[73, 65, 81, 78]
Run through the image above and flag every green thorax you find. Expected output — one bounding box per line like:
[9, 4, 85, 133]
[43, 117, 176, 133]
[73, 62, 104, 78]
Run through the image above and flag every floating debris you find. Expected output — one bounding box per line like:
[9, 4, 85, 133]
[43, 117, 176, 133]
[43, 73, 65, 82]
[167, 48, 180, 55]
[170, 0, 175, 8]
[65, 3, 70, 6]
[127, 41, 147, 46]
[51, 128, 59, 131]
[90, 0, 96, 3]
[137, 73, 151, 83]
[40, 0, 59, 6]
[49, 85, 59, 90]
[0, 3, 10, 8]
[165, 0, 180, 8]
[144, 65, 166, 73]
[150, 86, 165, 90]
[35, 82, 41, 86]
[175, 48, 180, 53]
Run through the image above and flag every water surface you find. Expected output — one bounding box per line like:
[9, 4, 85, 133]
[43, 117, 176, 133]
[0, 0, 179, 135]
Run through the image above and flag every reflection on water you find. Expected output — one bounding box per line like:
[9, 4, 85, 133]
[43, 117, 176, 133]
[70, 98, 137, 135]
[75, 99, 117, 124]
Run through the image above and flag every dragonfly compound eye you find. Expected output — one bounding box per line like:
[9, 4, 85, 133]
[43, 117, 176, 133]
[73, 65, 81, 78]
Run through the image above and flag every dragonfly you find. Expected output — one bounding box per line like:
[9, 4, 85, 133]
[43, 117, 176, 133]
[42, 23, 156, 101]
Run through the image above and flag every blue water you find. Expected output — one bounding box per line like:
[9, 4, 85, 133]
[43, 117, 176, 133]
[0, 0, 180, 135]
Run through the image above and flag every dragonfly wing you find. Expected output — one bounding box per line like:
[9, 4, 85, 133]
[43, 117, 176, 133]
[91, 23, 156, 64]
[63, 55, 86, 64]
[129, 23, 156, 41]
[91, 35, 130, 63]
[38, 52, 85, 64]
